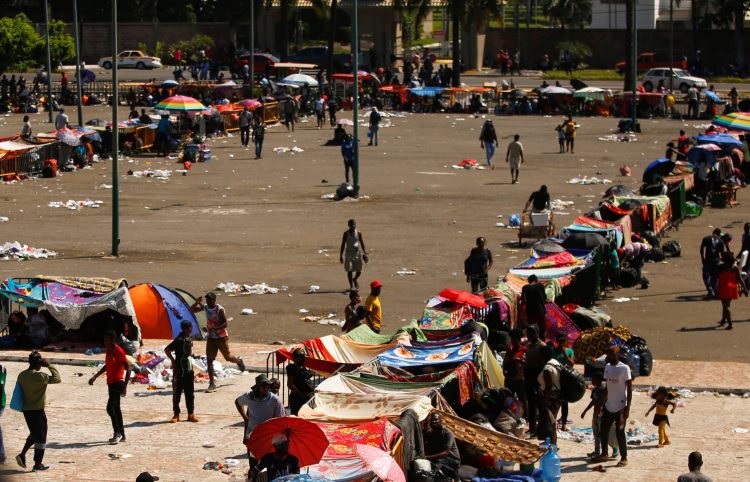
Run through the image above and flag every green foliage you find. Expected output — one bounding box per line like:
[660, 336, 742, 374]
[556, 40, 592, 63]
[168, 34, 215, 64]
[0, 14, 43, 72]
[137, 41, 168, 60]
[543, 0, 592, 28]
[47, 19, 76, 67]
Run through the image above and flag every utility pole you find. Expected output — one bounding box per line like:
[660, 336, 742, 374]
[112, 0, 120, 256]
[352, 0, 360, 196]
[250, 0, 255, 96]
[73, 0, 84, 126]
[669, 0, 674, 92]
[44, 0, 53, 124]
[631, 0, 637, 130]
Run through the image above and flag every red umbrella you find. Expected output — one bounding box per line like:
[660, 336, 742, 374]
[246, 417, 329, 468]
[438, 288, 487, 308]
[239, 98, 262, 110]
[355, 444, 405, 482]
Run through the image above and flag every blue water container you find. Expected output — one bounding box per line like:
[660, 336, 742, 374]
[540, 437, 561, 482]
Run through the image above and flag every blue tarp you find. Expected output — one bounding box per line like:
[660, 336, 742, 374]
[410, 87, 445, 97]
[696, 134, 743, 149]
[377, 339, 476, 367]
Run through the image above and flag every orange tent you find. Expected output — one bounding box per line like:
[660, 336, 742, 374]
[129, 283, 203, 339]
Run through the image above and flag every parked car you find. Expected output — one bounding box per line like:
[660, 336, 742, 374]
[286, 46, 351, 72]
[98, 51, 163, 70]
[642, 68, 707, 93]
[235, 52, 280, 76]
[615, 52, 688, 75]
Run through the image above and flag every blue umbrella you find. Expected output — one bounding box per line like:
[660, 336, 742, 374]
[643, 157, 676, 182]
[162, 79, 179, 87]
[703, 90, 721, 103]
[81, 69, 96, 82]
[696, 134, 744, 149]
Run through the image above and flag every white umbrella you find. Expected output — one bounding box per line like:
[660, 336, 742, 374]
[337, 118, 354, 126]
[542, 86, 572, 95]
[282, 73, 318, 87]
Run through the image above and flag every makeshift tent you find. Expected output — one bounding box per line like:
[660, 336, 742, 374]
[299, 391, 433, 422]
[276, 335, 397, 376]
[128, 283, 203, 339]
[377, 339, 476, 368]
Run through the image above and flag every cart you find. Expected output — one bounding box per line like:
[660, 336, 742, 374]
[518, 211, 555, 246]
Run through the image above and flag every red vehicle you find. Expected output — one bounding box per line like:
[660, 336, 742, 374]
[236, 52, 280, 75]
[614, 53, 688, 75]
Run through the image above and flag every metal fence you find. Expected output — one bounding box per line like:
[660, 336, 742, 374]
[265, 351, 327, 407]
[0, 142, 61, 177]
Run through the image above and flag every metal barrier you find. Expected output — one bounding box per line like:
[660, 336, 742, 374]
[265, 351, 326, 407]
[264, 101, 281, 124]
[221, 111, 240, 132]
[1, 142, 61, 177]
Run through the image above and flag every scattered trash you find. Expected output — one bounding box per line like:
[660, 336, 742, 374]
[733, 428, 749, 433]
[611, 297, 639, 303]
[203, 462, 223, 471]
[224, 459, 241, 467]
[308, 285, 320, 293]
[567, 176, 612, 185]
[397, 269, 417, 276]
[130, 169, 172, 179]
[240, 308, 256, 315]
[272, 146, 305, 154]
[108, 453, 132, 460]
[1, 242, 57, 260]
[301, 313, 345, 327]
[550, 199, 575, 212]
[598, 134, 637, 142]
[215, 282, 283, 295]
[451, 159, 486, 170]
[95, 183, 113, 190]
[0, 216, 8, 222]
[299, 309, 309, 314]
[48, 199, 104, 210]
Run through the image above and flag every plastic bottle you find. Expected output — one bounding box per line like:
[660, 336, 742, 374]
[540, 437, 561, 482]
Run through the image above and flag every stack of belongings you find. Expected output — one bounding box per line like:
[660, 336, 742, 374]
[573, 325, 653, 379]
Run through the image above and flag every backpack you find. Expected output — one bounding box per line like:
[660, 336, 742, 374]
[648, 248, 665, 262]
[619, 267, 638, 287]
[662, 240, 681, 258]
[558, 363, 586, 403]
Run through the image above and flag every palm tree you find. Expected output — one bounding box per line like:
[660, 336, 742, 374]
[543, 0, 591, 29]
[711, 0, 749, 73]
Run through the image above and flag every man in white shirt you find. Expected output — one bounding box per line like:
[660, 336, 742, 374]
[592, 346, 632, 467]
[55, 108, 69, 130]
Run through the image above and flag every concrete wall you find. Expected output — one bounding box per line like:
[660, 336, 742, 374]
[484, 28, 750, 71]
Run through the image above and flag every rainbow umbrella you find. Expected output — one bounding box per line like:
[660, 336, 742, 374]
[154, 95, 206, 112]
[713, 112, 750, 132]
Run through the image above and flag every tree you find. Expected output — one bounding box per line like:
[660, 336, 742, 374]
[0, 14, 42, 72]
[624, 0, 634, 91]
[543, 0, 592, 29]
[279, 0, 292, 59]
[463, 0, 502, 70]
[450, 0, 466, 86]
[711, 0, 750, 73]
[47, 19, 76, 67]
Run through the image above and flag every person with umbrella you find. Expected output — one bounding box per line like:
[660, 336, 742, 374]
[236, 375, 285, 477]
[251, 434, 300, 481]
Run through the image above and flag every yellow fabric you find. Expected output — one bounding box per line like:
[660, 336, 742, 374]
[364, 294, 382, 331]
[658, 421, 670, 445]
[563, 120, 576, 138]
[479, 341, 505, 388]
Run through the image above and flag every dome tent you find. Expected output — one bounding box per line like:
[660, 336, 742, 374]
[129, 283, 205, 339]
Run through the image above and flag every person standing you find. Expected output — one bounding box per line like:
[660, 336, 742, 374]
[368, 107, 381, 146]
[328, 97, 338, 127]
[364, 281, 383, 333]
[235, 375, 285, 478]
[592, 346, 632, 468]
[314, 95, 326, 129]
[15, 351, 61, 471]
[502, 329, 527, 423]
[562, 116, 576, 153]
[0, 362, 6, 464]
[538, 345, 563, 444]
[464, 236, 493, 293]
[55, 108, 69, 130]
[521, 275, 548, 340]
[716, 251, 747, 330]
[700, 228, 726, 298]
[88, 331, 131, 444]
[165, 320, 199, 423]
[252, 119, 265, 160]
[556, 125, 565, 153]
[479, 120, 498, 169]
[677, 452, 713, 482]
[552, 333, 574, 432]
[21, 115, 32, 141]
[339, 219, 368, 291]
[523, 325, 546, 436]
[686, 85, 699, 119]
[283, 101, 295, 132]
[342, 290, 362, 333]
[191, 293, 245, 392]
[506, 134, 524, 184]
[239, 107, 252, 147]
[341, 134, 355, 183]
[286, 348, 315, 415]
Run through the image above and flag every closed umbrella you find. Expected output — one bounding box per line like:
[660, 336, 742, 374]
[437, 288, 488, 308]
[247, 417, 329, 468]
[282, 74, 318, 87]
[355, 444, 406, 482]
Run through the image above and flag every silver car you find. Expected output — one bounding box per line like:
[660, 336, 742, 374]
[642, 68, 707, 93]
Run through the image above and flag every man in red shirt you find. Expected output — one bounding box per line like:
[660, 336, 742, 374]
[677, 130, 690, 155]
[89, 331, 131, 444]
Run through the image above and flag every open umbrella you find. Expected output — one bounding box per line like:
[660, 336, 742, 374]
[56, 129, 80, 146]
[247, 417, 329, 468]
[161, 79, 179, 87]
[274, 476, 332, 482]
[713, 112, 750, 132]
[532, 239, 565, 256]
[282, 74, 318, 87]
[437, 288, 488, 308]
[561, 232, 609, 250]
[81, 69, 96, 82]
[355, 444, 406, 482]
[643, 157, 676, 182]
[337, 118, 354, 126]
[154, 95, 206, 112]
[703, 90, 721, 103]
[542, 86, 572, 95]
[695, 133, 743, 149]
[239, 98, 262, 110]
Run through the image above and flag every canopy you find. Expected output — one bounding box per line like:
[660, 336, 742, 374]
[713, 112, 750, 132]
[410, 87, 445, 97]
[154, 95, 206, 111]
[161, 79, 179, 87]
[247, 417, 328, 468]
[542, 86, 572, 95]
[695, 133, 743, 149]
[276, 335, 397, 375]
[299, 391, 432, 422]
[573, 86, 605, 99]
[377, 339, 476, 368]
[282, 73, 318, 87]
[128, 283, 202, 339]
[561, 232, 610, 249]
[643, 157, 676, 182]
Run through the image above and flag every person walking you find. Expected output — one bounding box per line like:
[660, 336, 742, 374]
[328, 97, 337, 127]
[364, 281, 383, 333]
[716, 251, 747, 330]
[479, 120, 498, 169]
[562, 116, 576, 153]
[341, 134, 355, 183]
[314, 95, 326, 129]
[464, 236, 493, 293]
[0, 362, 6, 464]
[686, 85, 699, 119]
[339, 219, 368, 290]
[88, 331, 131, 444]
[368, 107, 381, 146]
[239, 107, 252, 147]
[15, 351, 61, 471]
[252, 119, 265, 160]
[165, 320, 199, 423]
[700, 228, 726, 298]
[191, 293, 246, 392]
[506, 134, 524, 184]
[592, 346, 632, 468]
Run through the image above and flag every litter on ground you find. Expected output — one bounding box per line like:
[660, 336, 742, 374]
[215, 282, 283, 295]
[48, 199, 104, 210]
[1, 242, 57, 260]
[567, 176, 612, 185]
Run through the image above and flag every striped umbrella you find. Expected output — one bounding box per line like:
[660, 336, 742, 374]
[713, 112, 750, 132]
[154, 95, 206, 112]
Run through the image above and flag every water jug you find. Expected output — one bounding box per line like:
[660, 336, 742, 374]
[540, 437, 561, 482]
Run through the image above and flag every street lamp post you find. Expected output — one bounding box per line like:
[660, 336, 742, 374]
[44, 0, 53, 124]
[250, 0, 255, 97]
[669, 0, 674, 92]
[73, 0, 84, 126]
[352, 0, 360, 196]
[112, 0, 120, 256]
[630, 0, 637, 130]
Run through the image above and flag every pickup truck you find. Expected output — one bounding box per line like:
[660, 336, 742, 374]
[614, 53, 688, 74]
[98, 51, 163, 70]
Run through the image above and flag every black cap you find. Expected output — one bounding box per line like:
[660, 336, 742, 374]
[136, 473, 160, 482]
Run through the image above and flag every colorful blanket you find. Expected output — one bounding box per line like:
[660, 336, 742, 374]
[419, 303, 473, 330]
[276, 335, 397, 375]
[315, 373, 440, 396]
[544, 301, 581, 345]
[378, 360, 481, 405]
[316, 418, 400, 459]
[299, 391, 433, 422]
[512, 251, 584, 270]
[377, 339, 476, 368]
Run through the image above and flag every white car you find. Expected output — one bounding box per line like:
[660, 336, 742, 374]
[642, 68, 707, 93]
[98, 51, 163, 70]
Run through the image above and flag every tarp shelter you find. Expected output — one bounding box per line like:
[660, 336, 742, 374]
[0, 276, 138, 331]
[128, 283, 204, 339]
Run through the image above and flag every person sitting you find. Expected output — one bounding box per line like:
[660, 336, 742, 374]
[423, 412, 461, 478]
[524, 185, 551, 213]
[138, 109, 152, 125]
[251, 434, 299, 481]
[677, 451, 713, 482]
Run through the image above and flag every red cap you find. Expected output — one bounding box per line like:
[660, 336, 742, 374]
[370, 280, 382, 289]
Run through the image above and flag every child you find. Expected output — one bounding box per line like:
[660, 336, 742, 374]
[581, 373, 605, 458]
[646, 386, 677, 447]
[555, 125, 565, 153]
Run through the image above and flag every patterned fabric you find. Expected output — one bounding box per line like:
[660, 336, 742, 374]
[544, 302, 581, 345]
[377, 340, 475, 368]
[36, 275, 126, 293]
[316, 418, 400, 459]
[378, 361, 481, 406]
[299, 391, 432, 422]
[419, 303, 473, 329]
[572, 325, 632, 360]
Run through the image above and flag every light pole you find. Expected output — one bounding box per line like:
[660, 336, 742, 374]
[250, 0, 255, 96]
[44, 0, 53, 124]
[111, 0, 120, 256]
[73, 0, 84, 126]
[669, 0, 674, 92]
[630, 0, 637, 130]
[352, 0, 360, 196]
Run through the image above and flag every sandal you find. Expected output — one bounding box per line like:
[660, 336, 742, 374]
[726, 325, 734, 330]
[616, 460, 629, 467]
